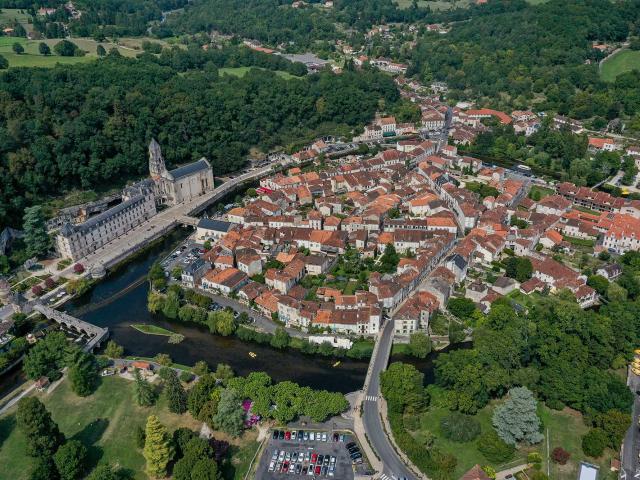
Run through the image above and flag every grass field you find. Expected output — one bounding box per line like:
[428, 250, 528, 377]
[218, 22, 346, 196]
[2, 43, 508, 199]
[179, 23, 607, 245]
[601, 49, 640, 82]
[0, 35, 171, 68]
[0, 376, 259, 480]
[408, 399, 614, 480]
[131, 324, 175, 336]
[218, 66, 300, 80]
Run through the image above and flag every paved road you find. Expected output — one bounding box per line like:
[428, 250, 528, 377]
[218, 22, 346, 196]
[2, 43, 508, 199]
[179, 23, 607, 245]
[362, 320, 416, 480]
[621, 370, 639, 480]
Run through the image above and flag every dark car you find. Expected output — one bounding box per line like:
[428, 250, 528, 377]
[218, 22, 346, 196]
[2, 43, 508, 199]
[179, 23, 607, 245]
[272, 430, 279, 440]
[346, 442, 356, 449]
[321, 466, 328, 476]
[348, 446, 359, 454]
[351, 452, 362, 460]
[278, 430, 285, 440]
[332, 433, 339, 442]
[317, 455, 324, 465]
[295, 464, 302, 474]
[298, 429, 305, 440]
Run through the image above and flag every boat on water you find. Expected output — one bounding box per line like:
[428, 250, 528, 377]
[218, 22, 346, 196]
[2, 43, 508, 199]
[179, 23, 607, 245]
[332, 361, 341, 367]
[249, 352, 257, 358]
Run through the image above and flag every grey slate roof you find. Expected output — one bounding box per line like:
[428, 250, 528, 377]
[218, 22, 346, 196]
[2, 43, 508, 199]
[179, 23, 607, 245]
[169, 158, 210, 180]
[197, 218, 232, 232]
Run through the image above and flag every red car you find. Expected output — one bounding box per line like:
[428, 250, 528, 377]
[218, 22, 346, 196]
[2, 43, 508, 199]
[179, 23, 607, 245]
[314, 465, 321, 475]
[285, 431, 291, 440]
[311, 453, 318, 464]
[281, 462, 289, 473]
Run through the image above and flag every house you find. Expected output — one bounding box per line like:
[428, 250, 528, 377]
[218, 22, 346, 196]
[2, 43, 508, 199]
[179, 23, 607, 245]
[535, 195, 571, 216]
[444, 253, 468, 282]
[236, 252, 263, 277]
[602, 214, 640, 254]
[196, 218, 234, 242]
[201, 267, 248, 295]
[492, 276, 518, 295]
[181, 258, 209, 288]
[540, 229, 563, 249]
[393, 291, 439, 335]
[588, 137, 619, 152]
[596, 263, 622, 280]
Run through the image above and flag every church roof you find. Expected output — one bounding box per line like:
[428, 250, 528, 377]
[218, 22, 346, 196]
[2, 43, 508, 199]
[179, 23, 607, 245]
[197, 218, 232, 232]
[169, 158, 210, 180]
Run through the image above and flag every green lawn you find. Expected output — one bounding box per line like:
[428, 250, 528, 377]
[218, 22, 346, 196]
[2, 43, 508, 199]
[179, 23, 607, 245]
[131, 324, 175, 336]
[0, 37, 93, 67]
[529, 184, 555, 200]
[601, 49, 640, 82]
[407, 399, 614, 480]
[0, 376, 259, 479]
[218, 66, 299, 80]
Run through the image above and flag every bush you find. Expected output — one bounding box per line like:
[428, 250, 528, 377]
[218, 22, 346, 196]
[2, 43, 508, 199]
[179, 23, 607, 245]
[73, 263, 85, 274]
[179, 371, 194, 383]
[32, 285, 43, 296]
[582, 428, 609, 457]
[440, 412, 481, 442]
[528, 452, 543, 464]
[477, 430, 515, 463]
[403, 414, 421, 431]
[552, 447, 571, 465]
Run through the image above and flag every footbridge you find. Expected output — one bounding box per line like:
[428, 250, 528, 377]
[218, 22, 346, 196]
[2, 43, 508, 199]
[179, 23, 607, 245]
[33, 304, 109, 352]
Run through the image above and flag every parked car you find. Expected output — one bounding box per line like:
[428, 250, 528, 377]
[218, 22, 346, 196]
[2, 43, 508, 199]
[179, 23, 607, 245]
[291, 431, 297, 440]
[314, 466, 321, 476]
[311, 453, 318, 464]
[268, 461, 275, 472]
[285, 431, 291, 440]
[272, 430, 279, 440]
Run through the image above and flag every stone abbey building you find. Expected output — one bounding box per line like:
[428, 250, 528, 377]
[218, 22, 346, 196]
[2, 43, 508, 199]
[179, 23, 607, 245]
[148, 139, 214, 206]
[56, 140, 214, 261]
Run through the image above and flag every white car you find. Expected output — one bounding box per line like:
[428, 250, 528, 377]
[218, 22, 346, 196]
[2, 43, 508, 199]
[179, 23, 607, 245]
[309, 432, 315, 441]
[268, 461, 275, 472]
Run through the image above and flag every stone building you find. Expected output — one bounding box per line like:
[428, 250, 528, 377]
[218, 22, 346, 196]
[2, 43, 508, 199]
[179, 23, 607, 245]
[56, 184, 156, 261]
[149, 139, 214, 206]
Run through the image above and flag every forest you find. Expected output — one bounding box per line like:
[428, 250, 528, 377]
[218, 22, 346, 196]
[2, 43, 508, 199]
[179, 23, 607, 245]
[409, 0, 640, 118]
[0, 48, 399, 227]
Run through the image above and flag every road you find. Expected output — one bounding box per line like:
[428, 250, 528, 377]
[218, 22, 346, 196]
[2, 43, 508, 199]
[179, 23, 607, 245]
[362, 320, 416, 480]
[621, 370, 639, 480]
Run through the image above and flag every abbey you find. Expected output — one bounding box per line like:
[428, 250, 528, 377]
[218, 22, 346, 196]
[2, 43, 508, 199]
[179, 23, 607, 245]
[149, 139, 215, 206]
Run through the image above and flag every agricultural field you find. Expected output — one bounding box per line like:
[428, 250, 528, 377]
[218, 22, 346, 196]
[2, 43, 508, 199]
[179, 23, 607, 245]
[218, 66, 300, 79]
[0, 376, 260, 480]
[601, 49, 640, 82]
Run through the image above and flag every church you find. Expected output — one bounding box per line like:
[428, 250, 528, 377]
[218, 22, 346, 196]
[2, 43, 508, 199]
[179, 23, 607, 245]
[149, 139, 215, 206]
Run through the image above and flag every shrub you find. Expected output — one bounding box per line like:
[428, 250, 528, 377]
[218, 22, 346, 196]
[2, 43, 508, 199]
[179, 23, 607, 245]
[582, 428, 609, 457]
[403, 414, 421, 431]
[179, 370, 194, 383]
[528, 452, 543, 464]
[32, 285, 44, 296]
[477, 430, 515, 463]
[440, 412, 481, 442]
[44, 277, 55, 289]
[73, 263, 85, 274]
[552, 447, 571, 465]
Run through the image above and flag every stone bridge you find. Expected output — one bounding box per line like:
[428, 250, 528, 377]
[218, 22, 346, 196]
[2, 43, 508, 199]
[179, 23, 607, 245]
[33, 304, 109, 352]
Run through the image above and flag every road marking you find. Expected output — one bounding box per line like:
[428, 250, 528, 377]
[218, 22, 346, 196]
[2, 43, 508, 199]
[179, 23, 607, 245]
[365, 395, 378, 402]
[380, 474, 390, 480]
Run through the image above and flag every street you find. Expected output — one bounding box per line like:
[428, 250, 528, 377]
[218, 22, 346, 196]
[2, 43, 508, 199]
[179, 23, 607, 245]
[621, 370, 639, 480]
[362, 320, 416, 480]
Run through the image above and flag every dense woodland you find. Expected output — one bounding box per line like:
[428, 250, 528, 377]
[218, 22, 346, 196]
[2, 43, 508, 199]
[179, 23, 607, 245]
[0, 49, 398, 227]
[410, 0, 640, 116]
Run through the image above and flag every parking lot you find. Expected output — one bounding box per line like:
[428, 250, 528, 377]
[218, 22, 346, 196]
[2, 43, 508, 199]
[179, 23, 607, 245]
[256, 430, 361, 480]
[161, 240, 203, 274]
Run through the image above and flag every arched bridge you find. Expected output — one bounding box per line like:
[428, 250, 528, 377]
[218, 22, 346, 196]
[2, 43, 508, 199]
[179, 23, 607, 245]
[33, 304, 109, 352]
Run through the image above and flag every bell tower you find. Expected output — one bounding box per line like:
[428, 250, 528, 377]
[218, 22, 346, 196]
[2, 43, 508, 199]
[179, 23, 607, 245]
[148, 138, 166, 179]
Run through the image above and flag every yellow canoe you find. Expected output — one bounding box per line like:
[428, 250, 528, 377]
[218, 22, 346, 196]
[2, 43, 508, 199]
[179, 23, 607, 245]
[333, 361, 341, 368]
[249, 352, 257, 358]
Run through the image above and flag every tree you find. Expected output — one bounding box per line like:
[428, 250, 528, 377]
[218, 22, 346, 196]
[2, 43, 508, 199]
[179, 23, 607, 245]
[447, 297, 476, 320]
[86, 465, 118, 480]
[607, 282, 628, 302]
[54, 440, 88, 480]
[73, 263, 85, 274]
[154, 353, 172, 366]
[214, 363, 234, 385]
[211, 388, 245, 437]
[54, 40, 80, 57]
[380, 362, 427, 413]
[551, 447, 571, 465]
[587, 275, 609, 295]
[593, 409, 631, 449]
[12, 42, 24, 54]
[188, 374, 218, 419]
[23, 331, 68, 380]
[162, 291, 180, 319]
[173, 437, 221, 480]
[68, 350, 99, 396]
[143, 415, 173, 478]
[104, 340, 124, 358]
[0, 54, 8, 69]
[38, 42, 51, 55]
[440, 412, 481, 442]
[493, 387, 543, 446]
[582, 428, 609, 457]
[477, 430, 515, 463]
[96, 44, 106, 57]
[30, 456, 60, 480]
[163, 369, 188, 414]
[504, 257, 533, 282]
[23, 206, 51, 258]
[171, 266, 183, 280]
[270, 327, 290, 349]
[214, 311, 236, 336]
[192, 360, 210, 376]
[133, 369, 156, 406]
[377, 243, 400, 274]
[408, 332, 431, 358]
[16, 397, 65, 457]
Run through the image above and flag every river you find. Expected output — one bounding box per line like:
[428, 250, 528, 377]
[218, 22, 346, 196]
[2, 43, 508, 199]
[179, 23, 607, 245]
[62, 230, 370, 393]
